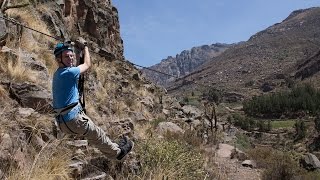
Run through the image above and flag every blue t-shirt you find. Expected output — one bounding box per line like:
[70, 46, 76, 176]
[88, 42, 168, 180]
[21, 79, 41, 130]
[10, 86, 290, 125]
[52, 67, 81, 121]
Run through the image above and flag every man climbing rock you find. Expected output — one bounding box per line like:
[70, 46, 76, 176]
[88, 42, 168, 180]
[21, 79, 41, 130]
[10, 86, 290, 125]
[52, 37, 133, 160]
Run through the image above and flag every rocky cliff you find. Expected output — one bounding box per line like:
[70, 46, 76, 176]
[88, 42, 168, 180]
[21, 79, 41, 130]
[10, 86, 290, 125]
[0, 0, 163, 178]
[142, 43, 232, 87]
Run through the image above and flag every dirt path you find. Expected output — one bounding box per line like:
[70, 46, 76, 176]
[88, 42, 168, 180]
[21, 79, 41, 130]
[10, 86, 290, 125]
[212, 143, 261, 180]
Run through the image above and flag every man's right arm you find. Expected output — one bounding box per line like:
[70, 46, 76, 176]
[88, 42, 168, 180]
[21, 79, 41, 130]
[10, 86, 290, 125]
[78, 46, 91, 74]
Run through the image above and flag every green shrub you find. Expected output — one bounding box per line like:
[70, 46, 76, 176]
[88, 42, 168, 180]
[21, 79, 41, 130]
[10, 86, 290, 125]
[314, 114, 320, 133]
[232, 113, 256, 131]
[236, 133, 251, 150]
[294, 120, 306, 141]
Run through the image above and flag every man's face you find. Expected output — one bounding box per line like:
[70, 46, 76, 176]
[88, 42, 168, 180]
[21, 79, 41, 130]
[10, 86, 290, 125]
[61, 50, 75, 67]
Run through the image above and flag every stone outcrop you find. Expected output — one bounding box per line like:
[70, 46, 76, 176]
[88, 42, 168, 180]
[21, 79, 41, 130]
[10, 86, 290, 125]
[156, 122, 185, 136]
[40, 0, 124, 60]
[8, 82, 52, 113]
[0, 13, 7, 48]
[300, 153, 320, 171]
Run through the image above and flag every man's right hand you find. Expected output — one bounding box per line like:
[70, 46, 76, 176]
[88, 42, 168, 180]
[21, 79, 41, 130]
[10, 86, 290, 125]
[75, 37, 87, 50]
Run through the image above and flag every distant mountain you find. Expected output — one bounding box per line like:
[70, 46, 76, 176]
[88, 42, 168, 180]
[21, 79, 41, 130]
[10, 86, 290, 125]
[141, 43, 232, 87]
[166, 7, 320, 101]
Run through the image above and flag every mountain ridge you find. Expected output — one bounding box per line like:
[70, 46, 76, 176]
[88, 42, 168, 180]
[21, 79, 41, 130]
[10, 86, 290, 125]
[142, 43, 233, 87]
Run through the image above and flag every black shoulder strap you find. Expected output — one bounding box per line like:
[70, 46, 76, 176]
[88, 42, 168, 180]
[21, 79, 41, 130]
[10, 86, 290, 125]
[78, 51, 86, 113]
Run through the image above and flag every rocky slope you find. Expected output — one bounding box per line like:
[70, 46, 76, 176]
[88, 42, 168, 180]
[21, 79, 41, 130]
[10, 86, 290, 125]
[142, 43, 232, 87]
[0, 0, 165, 179]
[167, 7, 320, 100]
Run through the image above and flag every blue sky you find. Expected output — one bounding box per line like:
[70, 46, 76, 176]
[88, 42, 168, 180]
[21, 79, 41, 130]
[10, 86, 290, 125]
[112, 0, 320, 67]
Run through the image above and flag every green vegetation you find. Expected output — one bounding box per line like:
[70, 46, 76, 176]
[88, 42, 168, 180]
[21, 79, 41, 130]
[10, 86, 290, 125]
[202, 88, 222, 104]
[243, 84, 320, 118]
[235, 133, 251, 150]
[228, 113, 271, 132]
[271, 120, 296, 129]
[181, 91, 202, 106]
[294, 120, 306, 141]
[314, 114, 320, 133]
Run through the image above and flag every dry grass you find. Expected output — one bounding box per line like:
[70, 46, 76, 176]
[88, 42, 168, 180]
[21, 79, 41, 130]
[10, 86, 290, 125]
[93, 85, 109, 104]
[113, 100, 128, 118]
[132, 138, 206, 180]
[5, 52, 38, 82]
[1, 109, 73, 179]
[246, 147, 308, 180]
[7, 139, 73, 180]
[6, 7, 52, 52]
[0, 84, 8, 98]
[5, 5, 56, 84]
[38, 49, 58, 79]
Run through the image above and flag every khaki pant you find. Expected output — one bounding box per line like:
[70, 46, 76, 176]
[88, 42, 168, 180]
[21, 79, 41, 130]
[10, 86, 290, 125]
[57, 112, 121, 158]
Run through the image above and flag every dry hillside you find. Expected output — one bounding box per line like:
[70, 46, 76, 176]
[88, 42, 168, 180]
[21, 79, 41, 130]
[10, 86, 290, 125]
[167, 7, 320, 101]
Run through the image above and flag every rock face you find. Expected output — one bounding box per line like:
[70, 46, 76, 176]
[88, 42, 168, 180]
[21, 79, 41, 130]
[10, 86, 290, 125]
[42, 0, 124, 60]
[142, 43, 232, 87]
[0, 13, 7, 48]
[8, 82, 52, 113]
[0, 1, 164, 178]
[295, 50, 320, 80]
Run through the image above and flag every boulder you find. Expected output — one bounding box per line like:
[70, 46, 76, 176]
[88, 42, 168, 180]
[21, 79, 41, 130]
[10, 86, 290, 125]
[67, 140, 89, 148]
[140, 96, 154, 110]
[0, 133, 12, 151]
[241, 160, 257, 168]
[9, 82, 52, 113]
[231, 149, 248, 161]
[181, 105, 202, 117]
[109, 118, 134, 135]
[17, 108, 35, 118]
[300, 153, 320, 171]
[129, 112, 148, 123]
[156, 122, 184, 136]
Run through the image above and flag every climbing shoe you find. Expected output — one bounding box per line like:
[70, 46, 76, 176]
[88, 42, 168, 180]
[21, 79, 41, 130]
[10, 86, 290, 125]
[116, 136, 134, 160]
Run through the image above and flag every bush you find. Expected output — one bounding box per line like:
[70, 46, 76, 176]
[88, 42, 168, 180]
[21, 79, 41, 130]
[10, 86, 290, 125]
[314, 114, 320, 133]
[294, 120, 306, 141]
[134, 138, 206, 180]
[247, 147, 303, 180]
[235, 133, 251, 150]
[202, 88, 222, 104]
[232, 113, 256, 131]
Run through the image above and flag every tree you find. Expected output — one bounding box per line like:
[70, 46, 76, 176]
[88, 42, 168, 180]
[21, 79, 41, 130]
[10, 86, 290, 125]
[202, 88, 222, 130]
[314, 114, 320, 133]
[294, 120, 306, 141]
